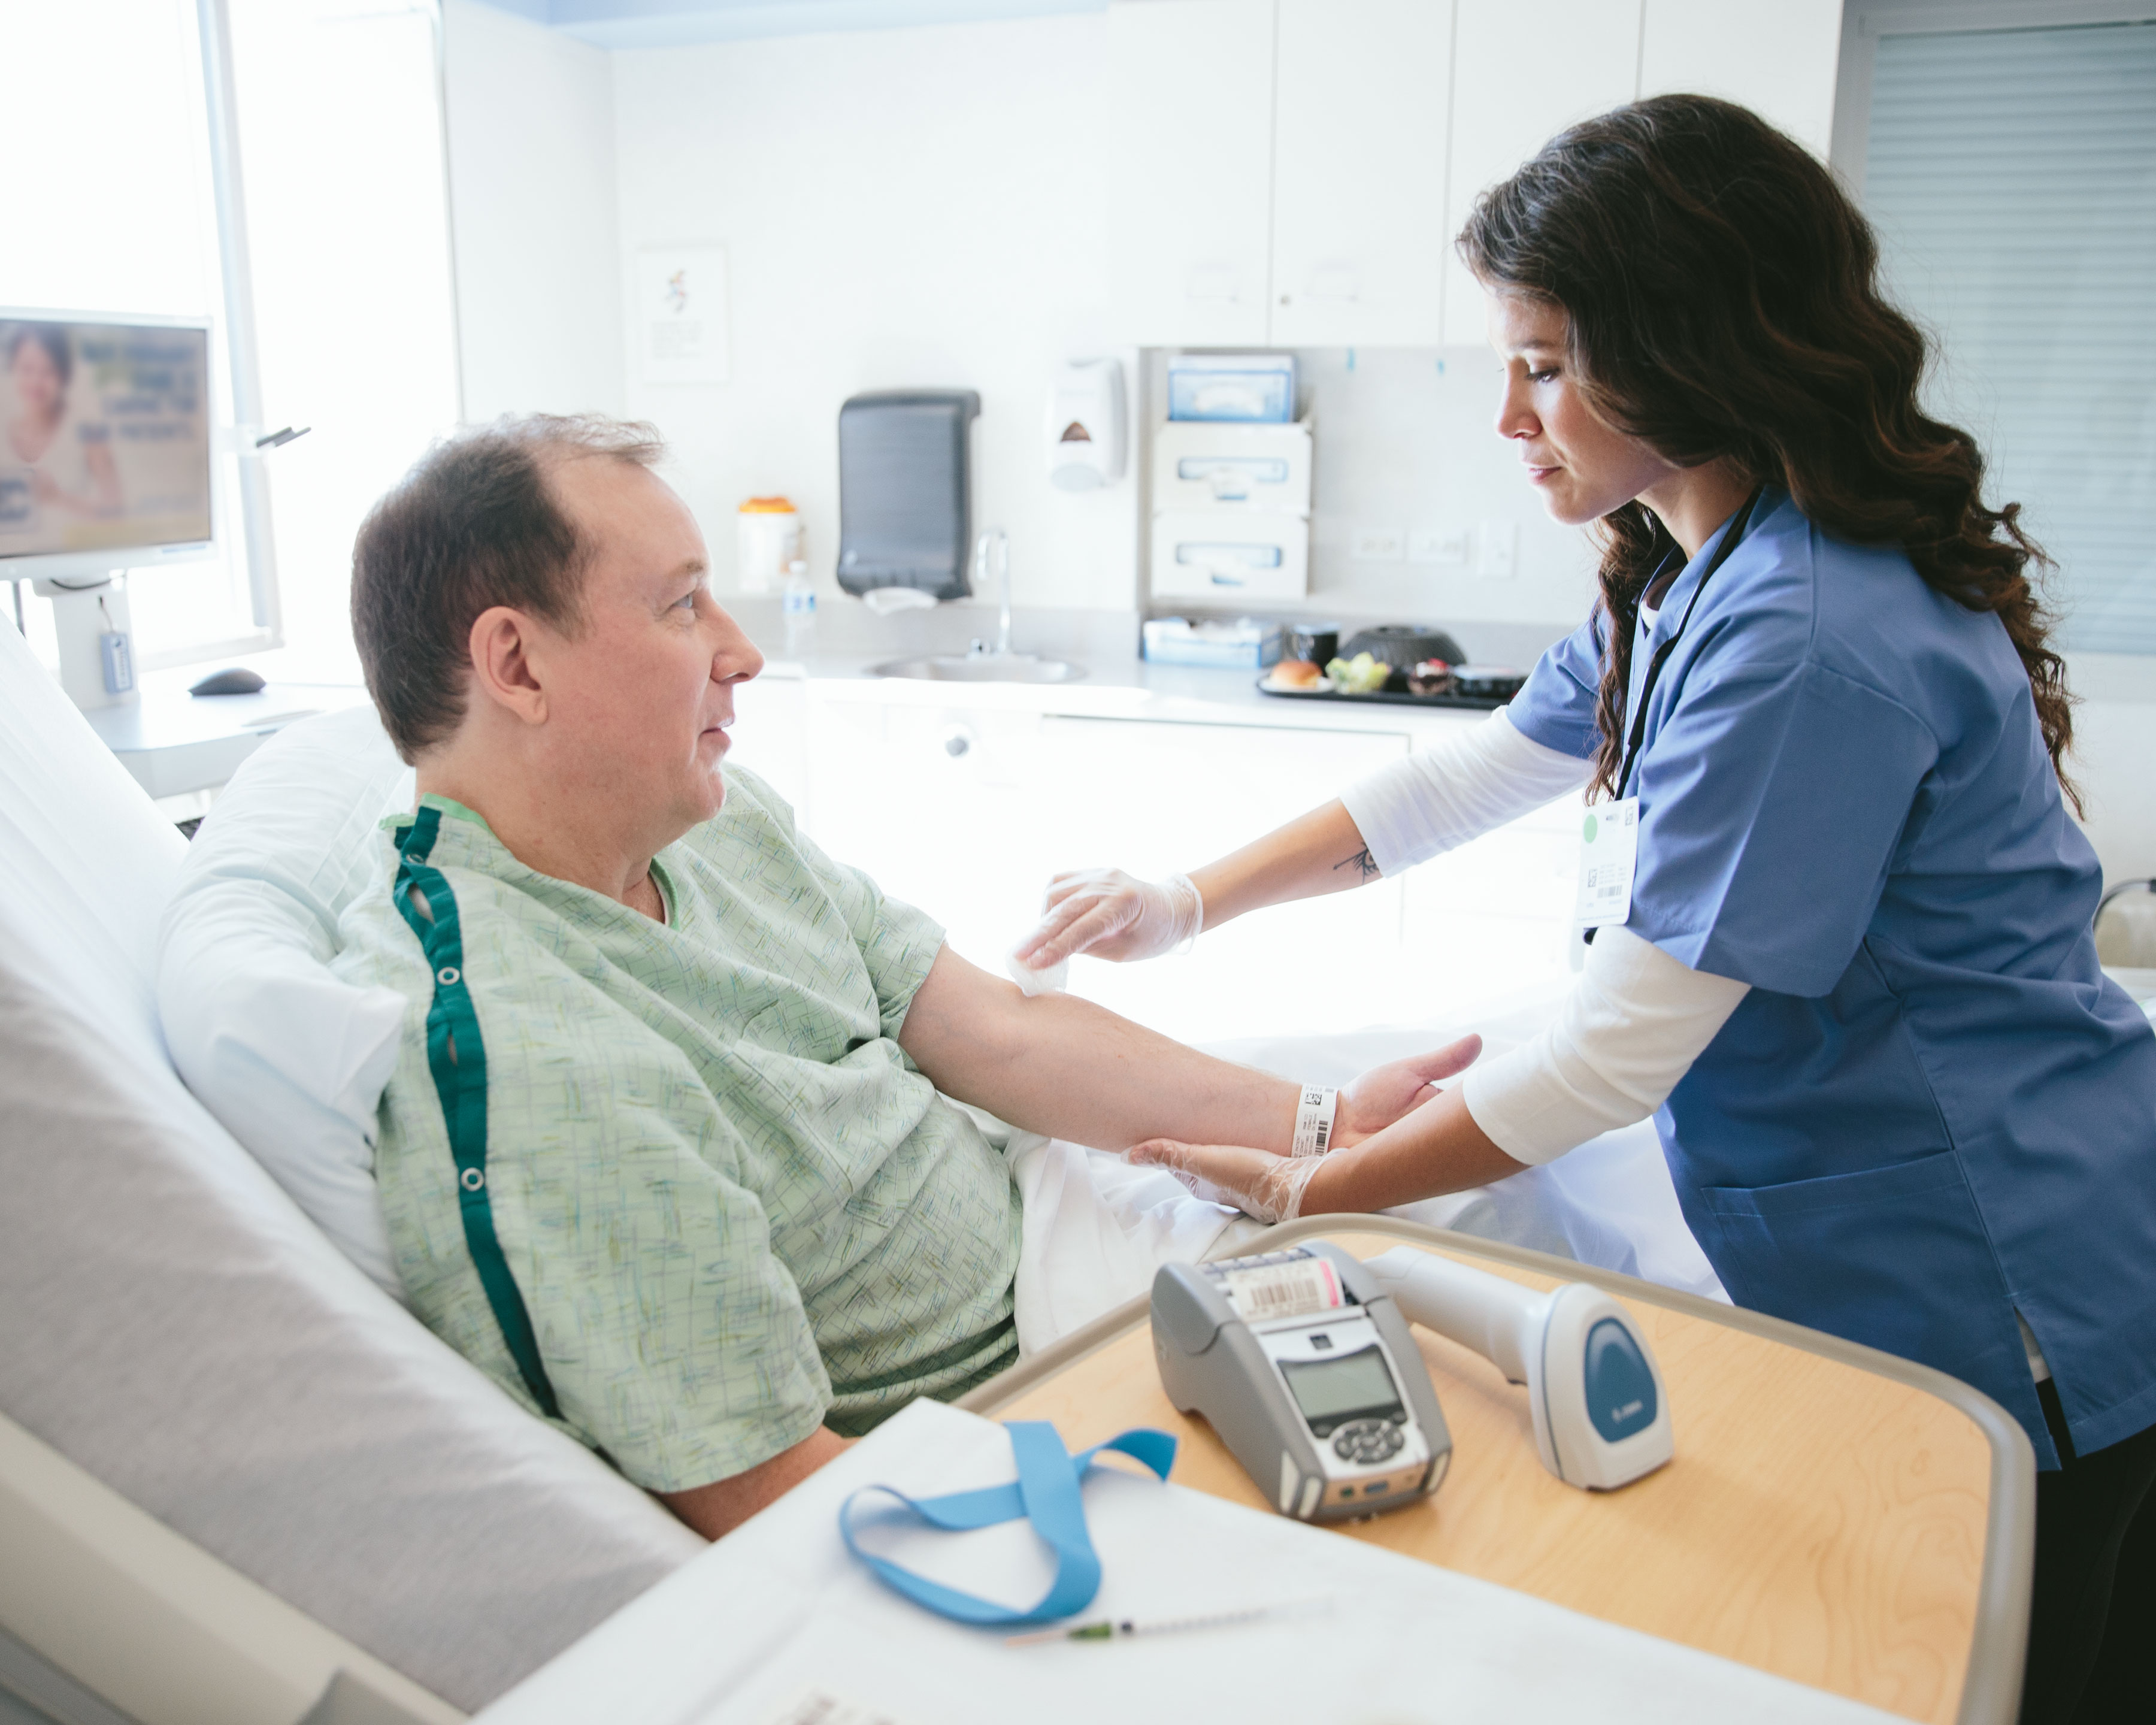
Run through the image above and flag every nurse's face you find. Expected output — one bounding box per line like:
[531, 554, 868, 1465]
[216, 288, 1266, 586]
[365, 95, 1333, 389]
[1488, 293, 1677, 528]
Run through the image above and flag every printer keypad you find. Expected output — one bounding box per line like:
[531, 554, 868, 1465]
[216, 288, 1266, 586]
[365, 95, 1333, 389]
[1331, 1418, 1405, 1464]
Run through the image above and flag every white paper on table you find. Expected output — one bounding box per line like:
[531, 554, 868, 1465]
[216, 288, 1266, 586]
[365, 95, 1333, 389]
[636, 246, 730, 385]
[476, 1400, 1904, 1725]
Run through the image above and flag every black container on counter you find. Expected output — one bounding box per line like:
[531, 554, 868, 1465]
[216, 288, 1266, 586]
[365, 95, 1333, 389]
[1340, 624, 1470, 673]
[1285, 622, 1341, 667]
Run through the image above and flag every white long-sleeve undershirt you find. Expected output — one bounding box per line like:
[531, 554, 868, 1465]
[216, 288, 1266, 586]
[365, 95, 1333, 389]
[1461, 925, 1751, 1165]
[1339, 709, 1593, 879]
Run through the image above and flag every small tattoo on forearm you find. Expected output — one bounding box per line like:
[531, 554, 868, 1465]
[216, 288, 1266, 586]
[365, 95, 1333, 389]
[1334, 848, 1380, 883]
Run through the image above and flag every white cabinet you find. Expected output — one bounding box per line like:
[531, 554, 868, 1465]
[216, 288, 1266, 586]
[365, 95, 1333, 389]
[1110, 0, 1842, 350]
[1268, 0, 1453, 347]
[777, 688, 1585, 1045]
[1400, 785, 1582, 987]
[1638, 0, 1843, 160]
[1439, 0, 1646, 346]
[798, 694, 1415, 1041]
[1107, 0, 1455, 349]
[1106, 0, 1278, 347]
[726, 670, 810, 819]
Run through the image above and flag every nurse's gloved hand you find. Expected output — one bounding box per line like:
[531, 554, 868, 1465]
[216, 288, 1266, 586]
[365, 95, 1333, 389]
[1125, 1139, 1326, 1225]
[1124, 1036, 1483, 1222]
[1010, 868, 1204, 977]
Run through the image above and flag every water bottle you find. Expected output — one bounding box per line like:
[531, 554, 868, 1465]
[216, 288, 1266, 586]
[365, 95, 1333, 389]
[782, 560, 817, 658]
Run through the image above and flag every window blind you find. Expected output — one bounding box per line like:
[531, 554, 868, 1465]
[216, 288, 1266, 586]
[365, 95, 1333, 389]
[1864, 19, 2156, 655]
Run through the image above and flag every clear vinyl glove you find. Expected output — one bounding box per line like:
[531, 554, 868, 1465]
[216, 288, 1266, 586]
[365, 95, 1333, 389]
[1124, 1037, 1483, 1225]
[1006, 868, 1203, 996]
[1125, 1138, 1326, 1225]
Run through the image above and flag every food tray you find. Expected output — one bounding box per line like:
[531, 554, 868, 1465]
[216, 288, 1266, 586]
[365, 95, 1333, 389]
[1255, 677, 1507, 712]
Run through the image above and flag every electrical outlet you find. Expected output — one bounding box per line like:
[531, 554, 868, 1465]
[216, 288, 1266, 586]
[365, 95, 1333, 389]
[1477, 519, 1518, 579]
[1411, 529, 1470, 566]
[1353, 525, 1406, 562]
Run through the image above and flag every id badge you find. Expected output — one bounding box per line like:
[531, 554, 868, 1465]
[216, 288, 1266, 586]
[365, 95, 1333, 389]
[1575, 798, 1639, 930]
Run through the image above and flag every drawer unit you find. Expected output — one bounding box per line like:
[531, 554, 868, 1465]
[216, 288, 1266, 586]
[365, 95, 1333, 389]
[1152, 419, 1313, 514]
[1150, 510, 1309, 601]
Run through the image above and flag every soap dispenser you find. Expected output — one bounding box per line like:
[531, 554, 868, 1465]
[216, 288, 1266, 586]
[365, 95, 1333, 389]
[1044, 358, 1126, 492]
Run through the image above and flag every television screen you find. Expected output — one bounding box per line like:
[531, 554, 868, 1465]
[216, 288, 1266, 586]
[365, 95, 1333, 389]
[0, 317, 213, 564]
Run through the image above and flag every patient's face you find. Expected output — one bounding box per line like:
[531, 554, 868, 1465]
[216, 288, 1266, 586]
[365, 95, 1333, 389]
[538, 456, 763, 848]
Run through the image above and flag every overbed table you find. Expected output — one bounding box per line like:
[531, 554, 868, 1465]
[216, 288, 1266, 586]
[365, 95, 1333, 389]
[960, 1216, 2034, 1725]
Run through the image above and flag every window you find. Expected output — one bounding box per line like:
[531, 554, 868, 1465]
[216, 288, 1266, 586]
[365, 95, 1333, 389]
[2, 0, 460, 677]
[228, 0, 462, 676]
[1860, 14, 2156, 655]
[2, 0, 258, 671]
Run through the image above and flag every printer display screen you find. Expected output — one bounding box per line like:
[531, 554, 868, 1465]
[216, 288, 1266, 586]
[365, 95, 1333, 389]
[1279, 1346, 1403, 1431]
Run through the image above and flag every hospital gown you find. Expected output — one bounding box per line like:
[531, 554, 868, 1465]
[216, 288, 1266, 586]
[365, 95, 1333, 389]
[332, 772, 1022, 1492]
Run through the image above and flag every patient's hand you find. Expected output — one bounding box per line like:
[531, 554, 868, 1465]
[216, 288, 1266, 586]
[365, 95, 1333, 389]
[1331, 1036, 1482, 1149]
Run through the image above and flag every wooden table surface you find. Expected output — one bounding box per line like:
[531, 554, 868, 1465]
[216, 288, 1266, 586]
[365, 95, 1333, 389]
[986, 1228, 1991, 1724]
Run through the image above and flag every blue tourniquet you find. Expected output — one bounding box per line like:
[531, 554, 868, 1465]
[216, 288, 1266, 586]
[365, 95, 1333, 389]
[839, 1421, 1176, 1626]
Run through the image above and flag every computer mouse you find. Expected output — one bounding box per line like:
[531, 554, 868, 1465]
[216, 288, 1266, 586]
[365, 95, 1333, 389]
[189, 667, 267, 697]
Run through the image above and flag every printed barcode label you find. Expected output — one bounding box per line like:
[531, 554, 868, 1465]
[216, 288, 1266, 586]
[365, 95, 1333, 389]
[1221, 1258, 1344, 1321]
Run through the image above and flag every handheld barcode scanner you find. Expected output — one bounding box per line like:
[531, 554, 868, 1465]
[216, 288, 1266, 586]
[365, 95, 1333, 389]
[1364, 1247, 1673, 1491]
[1150, 1244, 1451, 1523]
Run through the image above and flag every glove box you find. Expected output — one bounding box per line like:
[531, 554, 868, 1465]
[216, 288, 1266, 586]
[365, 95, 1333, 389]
[1152, 420, 1312, 515]
[1150, 511, 1309, 603]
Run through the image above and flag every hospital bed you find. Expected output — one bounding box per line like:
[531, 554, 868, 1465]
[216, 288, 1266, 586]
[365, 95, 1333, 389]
[0, 611, 2073, 1725]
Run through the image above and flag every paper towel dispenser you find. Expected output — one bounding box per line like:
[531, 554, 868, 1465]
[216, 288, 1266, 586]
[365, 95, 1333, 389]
[837, 389, 980, 601]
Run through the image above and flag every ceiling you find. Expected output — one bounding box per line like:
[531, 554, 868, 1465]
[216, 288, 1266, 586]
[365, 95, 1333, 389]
[470, 0, 1106, 49]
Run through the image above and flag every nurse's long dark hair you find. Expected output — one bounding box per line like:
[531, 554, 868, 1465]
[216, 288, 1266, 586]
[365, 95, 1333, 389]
[1459, 95, 2078, 810]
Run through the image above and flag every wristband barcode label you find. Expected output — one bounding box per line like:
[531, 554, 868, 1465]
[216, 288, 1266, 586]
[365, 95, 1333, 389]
[1221, 1258, 1345, 1322]
[1291, 1085, 1339, 1158]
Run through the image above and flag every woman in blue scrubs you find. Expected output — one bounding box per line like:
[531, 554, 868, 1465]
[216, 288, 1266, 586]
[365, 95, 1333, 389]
[1018, 97, 2155, 1721]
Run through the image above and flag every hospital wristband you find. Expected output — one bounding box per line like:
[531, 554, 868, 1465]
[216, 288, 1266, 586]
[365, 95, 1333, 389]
[1291, 1085, 1340, 1158]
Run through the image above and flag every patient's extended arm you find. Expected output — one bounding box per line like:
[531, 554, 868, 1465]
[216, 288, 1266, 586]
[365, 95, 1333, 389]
[896, 945, 1480, 1157]
[1125, 928, 1750, 1219]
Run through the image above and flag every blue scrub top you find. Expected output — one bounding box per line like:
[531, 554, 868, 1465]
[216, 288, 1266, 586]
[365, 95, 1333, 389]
[1509, 487, 2156, 1467]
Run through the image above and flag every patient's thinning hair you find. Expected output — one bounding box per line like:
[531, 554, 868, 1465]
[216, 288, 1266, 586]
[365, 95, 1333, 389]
[350, 413, 667, 761]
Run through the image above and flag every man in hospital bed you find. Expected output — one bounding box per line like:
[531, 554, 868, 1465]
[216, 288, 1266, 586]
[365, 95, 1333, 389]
[331, 414, 1473, 1542]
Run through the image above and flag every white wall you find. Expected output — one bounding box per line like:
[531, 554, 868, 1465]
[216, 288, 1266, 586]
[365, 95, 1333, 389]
[443, 0, 623, 421]
[1288, 346, 1600, 628]
[610, 14, 1140, 612]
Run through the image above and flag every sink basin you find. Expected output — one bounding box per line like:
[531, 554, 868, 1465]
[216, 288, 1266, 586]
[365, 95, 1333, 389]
[870, 653, 1088, 685]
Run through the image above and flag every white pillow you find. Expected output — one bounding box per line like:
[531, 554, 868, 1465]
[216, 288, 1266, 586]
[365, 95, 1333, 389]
[157, 703, 414, 1297]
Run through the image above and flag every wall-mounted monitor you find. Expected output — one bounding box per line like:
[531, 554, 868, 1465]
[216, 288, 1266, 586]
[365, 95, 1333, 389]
[0, 312, 216, 586]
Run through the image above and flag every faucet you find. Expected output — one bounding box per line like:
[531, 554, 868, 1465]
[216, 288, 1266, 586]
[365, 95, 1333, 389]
[969, 528, 1012, 659]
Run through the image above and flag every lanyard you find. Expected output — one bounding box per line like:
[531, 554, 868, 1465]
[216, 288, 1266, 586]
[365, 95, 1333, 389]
[392, 804, 562, 1420]
[1615, 486, 1763, 798]
[840, 1420, 1176, 1626]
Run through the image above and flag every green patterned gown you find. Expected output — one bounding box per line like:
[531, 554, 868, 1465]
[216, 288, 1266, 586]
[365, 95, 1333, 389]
[332, 771, 1022, 1492]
